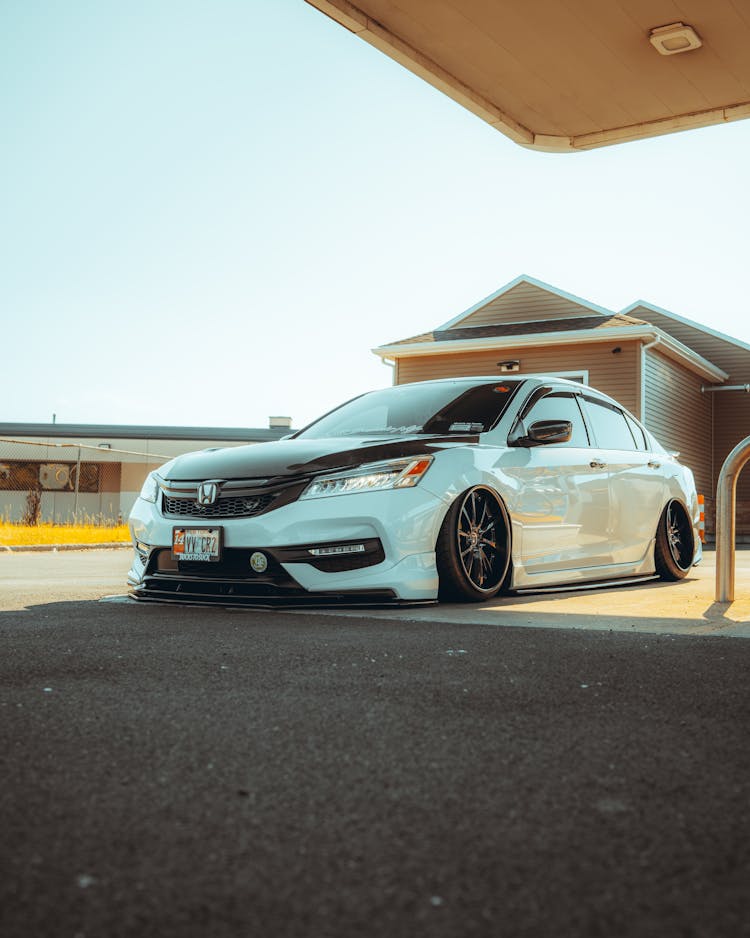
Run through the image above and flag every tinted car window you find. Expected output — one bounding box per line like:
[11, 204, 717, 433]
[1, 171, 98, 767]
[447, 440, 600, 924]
[522, 392, 589, 447]
[423, 383, 521, 434]
[624, 412, 648, 451]
[584, 398, 638, 450]
[297, 380, 522, 439]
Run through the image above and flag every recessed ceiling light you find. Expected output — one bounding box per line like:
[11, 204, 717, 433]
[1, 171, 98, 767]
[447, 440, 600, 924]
[649, 22, 702, 56]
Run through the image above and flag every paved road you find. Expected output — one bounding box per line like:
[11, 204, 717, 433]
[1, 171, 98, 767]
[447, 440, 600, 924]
[4, 546, 750, 636]
[0, 546, 132, 610]
[1, 553, 749, 937]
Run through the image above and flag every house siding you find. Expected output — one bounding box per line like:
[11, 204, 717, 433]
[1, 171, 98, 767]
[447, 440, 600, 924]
[643, 349, 713, 501]
[713, 392, 750, 509]
[395, 340, 641, 415]
[632, 305, 750, 507]
[458, 281, 608, 328]
[628, 307, 750, 378]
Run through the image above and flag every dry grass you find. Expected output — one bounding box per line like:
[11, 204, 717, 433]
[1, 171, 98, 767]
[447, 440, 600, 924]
[0, 522, 130, 547]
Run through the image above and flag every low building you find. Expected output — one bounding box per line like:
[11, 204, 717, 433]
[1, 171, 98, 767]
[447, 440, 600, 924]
[0, 420, 292, 524]
[374, 275, 750, 537]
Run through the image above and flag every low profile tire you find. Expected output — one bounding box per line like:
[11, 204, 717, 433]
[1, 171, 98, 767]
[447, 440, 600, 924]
[436, 486, 511, 602]
[654, 498, 694, 581]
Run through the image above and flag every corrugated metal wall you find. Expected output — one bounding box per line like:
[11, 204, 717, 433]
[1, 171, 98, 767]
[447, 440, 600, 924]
[395, 340, 641, 416]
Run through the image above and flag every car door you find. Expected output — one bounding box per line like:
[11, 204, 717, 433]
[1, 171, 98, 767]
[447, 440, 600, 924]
[579, 395, 667, 565]
[501, 389, 612, 574]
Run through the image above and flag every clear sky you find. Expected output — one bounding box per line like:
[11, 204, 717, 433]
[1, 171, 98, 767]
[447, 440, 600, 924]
[2, 0, 749, 430]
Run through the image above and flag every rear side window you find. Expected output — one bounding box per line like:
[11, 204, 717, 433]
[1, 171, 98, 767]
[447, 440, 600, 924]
[624, 413, 648, 451]
[522, 392, 590, 447]
[583, 398, 638, 450]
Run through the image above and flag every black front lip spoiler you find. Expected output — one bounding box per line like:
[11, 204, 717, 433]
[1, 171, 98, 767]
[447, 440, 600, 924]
[128, 581, 433, 610]
[127, 538, 420, 608]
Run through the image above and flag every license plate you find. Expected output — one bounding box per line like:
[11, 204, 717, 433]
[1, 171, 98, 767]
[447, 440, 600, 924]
[172, 527, 222, 562]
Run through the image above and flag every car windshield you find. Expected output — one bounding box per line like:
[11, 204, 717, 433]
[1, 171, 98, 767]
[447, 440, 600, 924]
[296, 380, 522, 440]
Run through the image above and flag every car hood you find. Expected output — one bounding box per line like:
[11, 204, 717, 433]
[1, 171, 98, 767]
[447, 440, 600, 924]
[161, 435, 478, 482]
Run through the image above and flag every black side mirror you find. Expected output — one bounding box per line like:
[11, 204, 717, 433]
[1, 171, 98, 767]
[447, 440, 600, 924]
[526, 419, 572, 445]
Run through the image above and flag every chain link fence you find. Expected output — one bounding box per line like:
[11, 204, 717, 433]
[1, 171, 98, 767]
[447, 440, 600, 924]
[0, 437, 170, 525]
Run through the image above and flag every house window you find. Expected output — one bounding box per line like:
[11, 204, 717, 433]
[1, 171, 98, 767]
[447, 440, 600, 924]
[517, 370, 588, 384]
[548, 371, 588, 384]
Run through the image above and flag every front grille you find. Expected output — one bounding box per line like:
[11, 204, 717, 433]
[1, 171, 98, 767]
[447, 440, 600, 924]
[160, 477, 308, 520]
[163, 493, 276, 519]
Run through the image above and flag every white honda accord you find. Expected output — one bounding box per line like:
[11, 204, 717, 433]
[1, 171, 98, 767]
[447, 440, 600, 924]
[128, 376, 701, 606]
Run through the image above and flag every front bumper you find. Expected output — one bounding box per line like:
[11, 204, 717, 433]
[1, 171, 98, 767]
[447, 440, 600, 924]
[127, 486, 445, 606]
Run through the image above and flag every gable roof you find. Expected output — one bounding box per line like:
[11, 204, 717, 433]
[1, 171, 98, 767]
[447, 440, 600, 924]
[438, 274, 618, 330]
[620, 300, 750, 355]
[622, 300, 750, 384]
[374, 274, 734, 384]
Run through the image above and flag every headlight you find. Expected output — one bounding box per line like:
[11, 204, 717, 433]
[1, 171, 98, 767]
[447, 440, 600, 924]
[138, 472, 161, 504]
[300, 456, 433, 500]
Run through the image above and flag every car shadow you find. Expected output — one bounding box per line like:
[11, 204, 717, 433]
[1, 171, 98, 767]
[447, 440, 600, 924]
[2, 570, 749, 640]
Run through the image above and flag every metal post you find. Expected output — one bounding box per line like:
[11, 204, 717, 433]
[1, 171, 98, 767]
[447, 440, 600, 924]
[74, 446, 81, 522]
[715, 435, 750, 602]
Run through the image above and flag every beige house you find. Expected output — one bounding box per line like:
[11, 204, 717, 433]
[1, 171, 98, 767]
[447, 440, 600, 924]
[374, 275, 750, 537]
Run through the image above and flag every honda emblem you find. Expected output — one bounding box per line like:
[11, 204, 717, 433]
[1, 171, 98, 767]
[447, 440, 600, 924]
[197, 481, 219, 506]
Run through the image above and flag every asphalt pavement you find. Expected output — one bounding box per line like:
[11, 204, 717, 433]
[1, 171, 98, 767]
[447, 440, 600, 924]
[1, 550, 749, 937]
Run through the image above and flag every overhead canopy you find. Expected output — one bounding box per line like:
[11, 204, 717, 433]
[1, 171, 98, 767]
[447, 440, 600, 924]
[306, 0, 750, 151]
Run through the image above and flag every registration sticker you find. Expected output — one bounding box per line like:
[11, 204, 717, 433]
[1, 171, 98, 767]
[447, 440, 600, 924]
[172, 527, 222, 562]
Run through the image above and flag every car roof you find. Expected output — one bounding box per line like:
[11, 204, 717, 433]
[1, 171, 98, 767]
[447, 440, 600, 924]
[404, 374, 592, 393]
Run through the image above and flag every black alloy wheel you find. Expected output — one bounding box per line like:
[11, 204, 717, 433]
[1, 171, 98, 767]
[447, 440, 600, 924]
[654, 498, 694, 580]
[436, 486, 511, 602]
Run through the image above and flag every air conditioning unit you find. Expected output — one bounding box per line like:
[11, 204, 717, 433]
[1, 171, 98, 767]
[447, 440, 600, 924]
[39, 463, 71, 490]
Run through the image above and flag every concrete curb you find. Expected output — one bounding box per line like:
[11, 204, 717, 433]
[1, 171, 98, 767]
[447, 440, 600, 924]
[0, 543, 131, 553]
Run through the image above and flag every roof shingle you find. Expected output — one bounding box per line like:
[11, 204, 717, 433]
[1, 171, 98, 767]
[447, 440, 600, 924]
[385, 313, 648, 347]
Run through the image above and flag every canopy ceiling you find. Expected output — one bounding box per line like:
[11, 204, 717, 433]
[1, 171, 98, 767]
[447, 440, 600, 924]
[306, 0, 750, 151]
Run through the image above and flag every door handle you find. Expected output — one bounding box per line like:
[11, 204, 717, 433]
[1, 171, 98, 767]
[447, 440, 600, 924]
[648, 460, 661, 469]
[590, 459, 607, 469]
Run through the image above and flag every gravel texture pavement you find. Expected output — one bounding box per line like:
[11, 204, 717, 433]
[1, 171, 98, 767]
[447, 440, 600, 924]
[1, 555, 749, 937]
